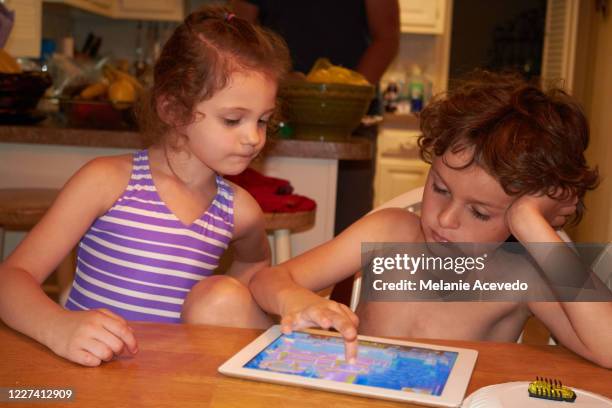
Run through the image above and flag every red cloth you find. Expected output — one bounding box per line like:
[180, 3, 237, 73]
[226, 168, 316, 213]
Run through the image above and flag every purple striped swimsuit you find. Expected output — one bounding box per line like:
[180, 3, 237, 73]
[65, 150, 235, 322]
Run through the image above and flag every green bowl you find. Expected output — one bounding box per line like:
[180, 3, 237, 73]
[280, 80, 375, 140]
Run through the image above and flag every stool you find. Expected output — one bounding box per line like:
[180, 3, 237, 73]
[264, 210, 316, 264]
[0, 188, 74, 302]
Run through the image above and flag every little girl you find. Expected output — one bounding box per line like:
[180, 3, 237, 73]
[0, 6, 289, 366]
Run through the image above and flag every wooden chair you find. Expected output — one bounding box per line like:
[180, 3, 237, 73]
[0, 188, 74, 303]
[264, 210, 316, 264]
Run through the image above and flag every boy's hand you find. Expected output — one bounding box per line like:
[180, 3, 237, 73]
[506, 191, 578, 232]
[281, 298, 359, 363]
[47, 308, 138, 367]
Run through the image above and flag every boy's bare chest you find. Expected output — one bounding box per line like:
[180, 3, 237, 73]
[358, 301, 527, 341]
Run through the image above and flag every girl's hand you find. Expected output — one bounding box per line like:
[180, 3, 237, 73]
[47, 308, 138, 367]
[281, 298, 360, 363]
[506, 190, 578, 233]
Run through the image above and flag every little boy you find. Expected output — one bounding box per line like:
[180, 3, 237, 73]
[248, 71, 612, 368]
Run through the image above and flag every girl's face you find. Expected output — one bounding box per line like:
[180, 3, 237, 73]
[420, 150, 515, 243]
[180, 70, 278, 175]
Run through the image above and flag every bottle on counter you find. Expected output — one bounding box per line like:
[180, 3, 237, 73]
[382, 81, 399, 113]
[407, 65, 425, 113]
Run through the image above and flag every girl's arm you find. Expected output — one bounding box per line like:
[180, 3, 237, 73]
[223, 184, 271, 285]
[0, 156, 138, 366]
[507, 195, 612, 368]
[250, 209, 421, 362]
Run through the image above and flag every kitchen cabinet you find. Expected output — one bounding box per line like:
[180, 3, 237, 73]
[374, 126, 429, 207]
[43, 0, 183, 21]
[399, 0, 447, 34]
[113, 0, 183, 21]
[45, 0, 113, 17]
[3, 0, 42, 58]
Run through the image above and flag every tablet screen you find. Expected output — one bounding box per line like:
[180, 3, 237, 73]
[244, 331, 458, 396]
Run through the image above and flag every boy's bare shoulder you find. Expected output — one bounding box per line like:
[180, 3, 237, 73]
[360, 208, 423, 242]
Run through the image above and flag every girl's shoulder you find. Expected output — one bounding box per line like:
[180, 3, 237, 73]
[70, 153, 134, 212]
[79, 154, 133, 185]
[223, 180, 265, 238]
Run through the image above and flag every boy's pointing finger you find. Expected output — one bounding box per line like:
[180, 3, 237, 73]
[345, 338, 359, 364]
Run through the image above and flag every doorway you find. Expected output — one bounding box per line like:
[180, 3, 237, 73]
[449, 0, 547, 81]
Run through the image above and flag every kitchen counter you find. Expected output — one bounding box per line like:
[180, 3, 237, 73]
[0, 121, 372, 160]
[0, 120, 373, 262]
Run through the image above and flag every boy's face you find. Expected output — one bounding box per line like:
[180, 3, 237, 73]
[420, 150, 514, 243]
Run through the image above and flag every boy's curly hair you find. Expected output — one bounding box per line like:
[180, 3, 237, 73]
[418, 70, 599, 224]
[137, 5, 290, 146]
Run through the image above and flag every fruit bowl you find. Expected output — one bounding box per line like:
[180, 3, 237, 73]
[279, 79, 376, 140]
[0, 71, 52, 111]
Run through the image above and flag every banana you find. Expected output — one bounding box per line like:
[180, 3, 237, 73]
[108, 79, 136, 105]
[104, 65, 143, 93]
[80, 80, 109, 100]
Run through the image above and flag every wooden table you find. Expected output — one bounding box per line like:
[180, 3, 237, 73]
[1, 323, 610, 407]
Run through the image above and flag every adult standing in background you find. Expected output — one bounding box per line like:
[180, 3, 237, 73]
[231, 0, 400, 86]
[231, 0, 400, 305]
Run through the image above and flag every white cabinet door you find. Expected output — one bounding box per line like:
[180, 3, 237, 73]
[377, 128, 421, 156]
[4, 0, 42, 58]
[375, 158, 429, 207]
[43, 0, 183, 21]
[114, 0, 183, 21]
[375, 127, 427, 206]
[44, 0, 113, 16]
[399, 0, 446, 34]
[86, 0, 112, 9]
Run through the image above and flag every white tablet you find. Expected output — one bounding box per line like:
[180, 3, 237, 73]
[219, 326, 478, 407]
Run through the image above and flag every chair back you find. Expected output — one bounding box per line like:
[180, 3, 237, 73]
[350, 187, 424, 310]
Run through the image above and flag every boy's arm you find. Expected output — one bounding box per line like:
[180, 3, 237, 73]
[507, 195, 612, 368]
[0, 156, 137, 366]
[224, 184, 271, 285]
[249, 209, 421, 361]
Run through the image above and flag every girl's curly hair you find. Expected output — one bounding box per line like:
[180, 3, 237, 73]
[137, 5, 290, 147]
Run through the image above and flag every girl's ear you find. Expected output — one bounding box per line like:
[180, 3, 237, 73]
[156, 94, 176, 127]
[156, 94, 200, 128]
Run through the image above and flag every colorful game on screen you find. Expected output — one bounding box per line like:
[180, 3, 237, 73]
[244, 332, 458, 396]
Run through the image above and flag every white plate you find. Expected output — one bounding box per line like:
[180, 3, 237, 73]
[462, 381, 612, 408]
